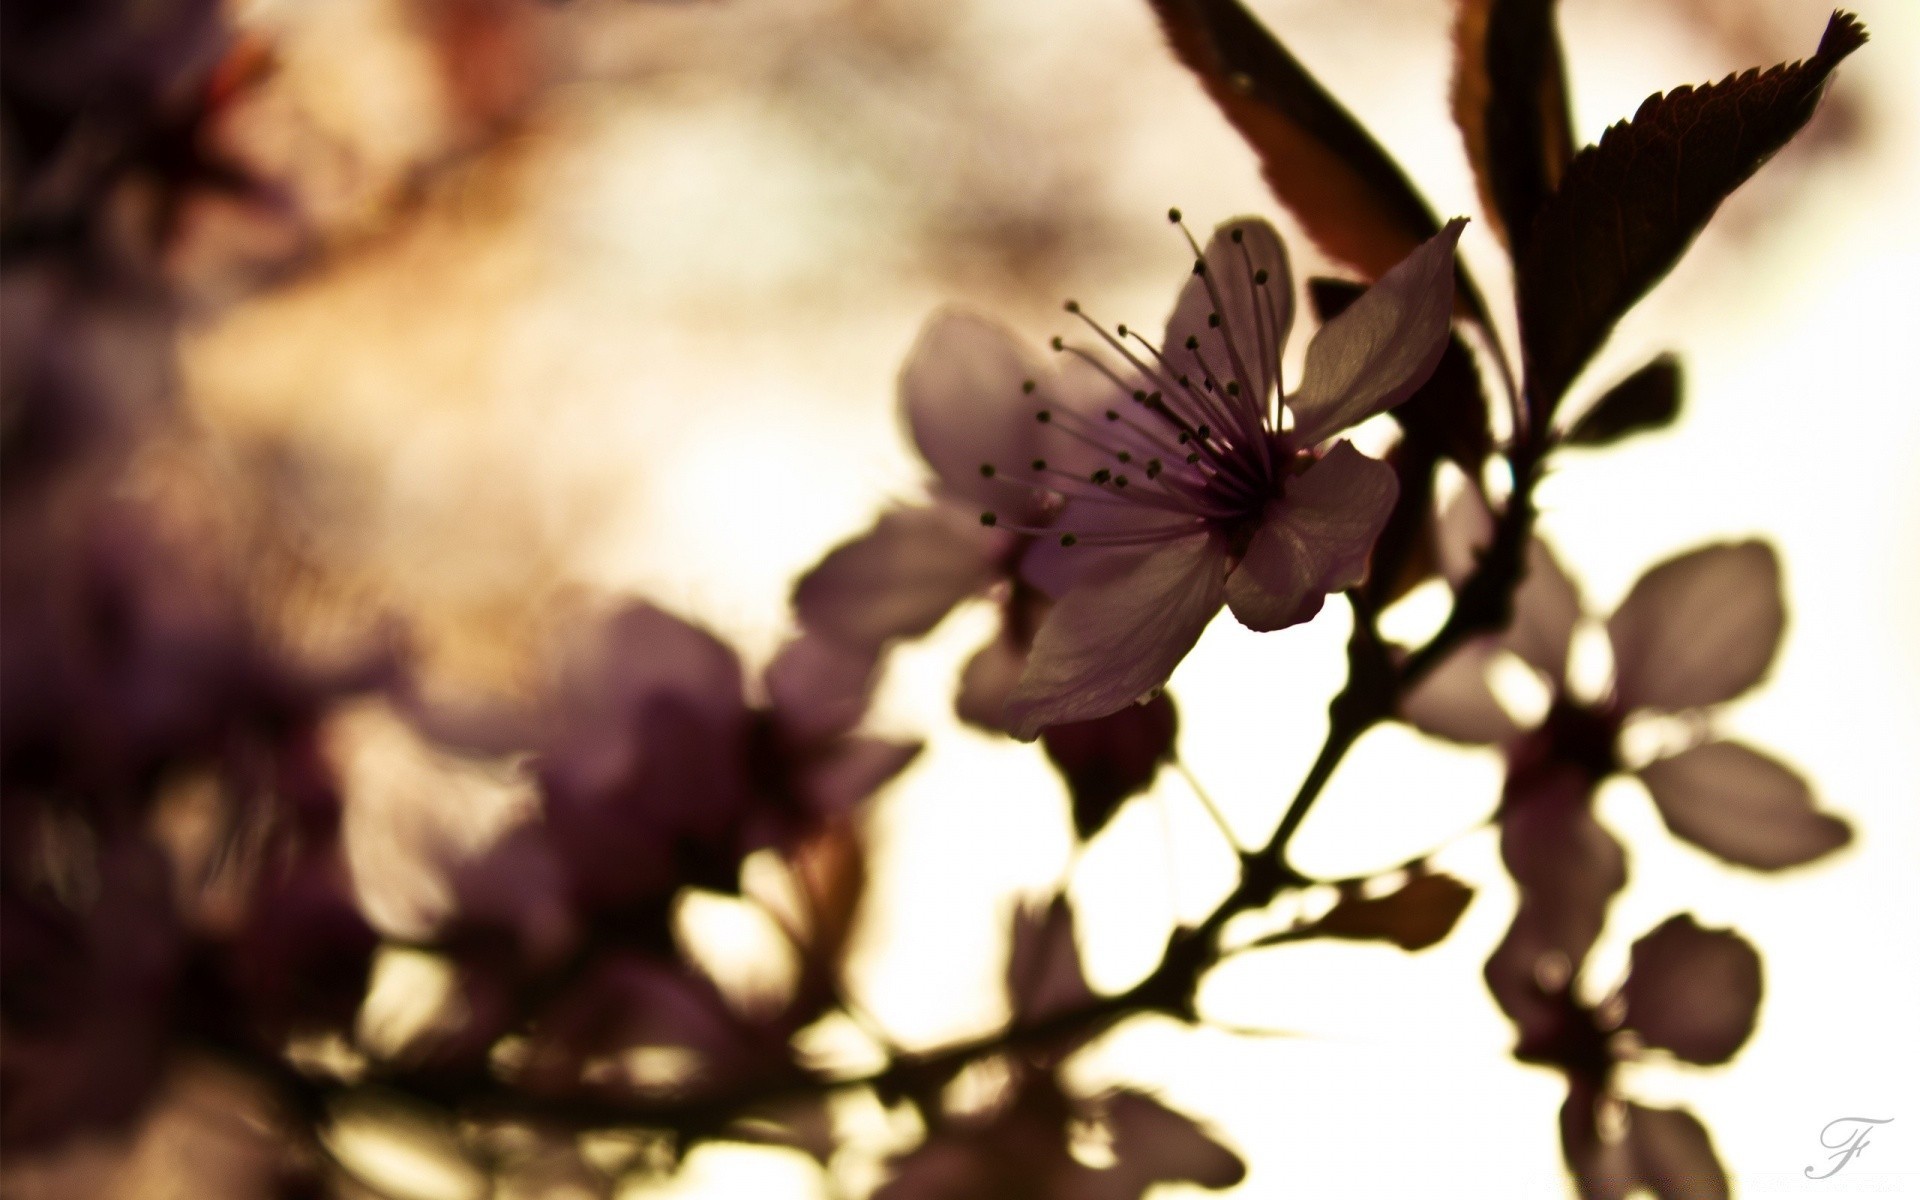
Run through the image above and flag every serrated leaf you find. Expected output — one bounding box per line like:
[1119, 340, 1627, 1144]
[1518, 11, 1867, 418]
[1563, 354, 1682, 445]
[1147, 0, 1490, 331]
[1451, 0, 1575, 256]
[1040, 692, 1178, 840]
[1304, 870, 1475, 952]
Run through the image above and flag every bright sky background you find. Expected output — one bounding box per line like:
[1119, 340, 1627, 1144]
[184, 0, 1920, 1194]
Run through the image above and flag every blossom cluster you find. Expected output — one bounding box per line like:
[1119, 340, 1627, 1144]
[0, 1, 1868, 1198]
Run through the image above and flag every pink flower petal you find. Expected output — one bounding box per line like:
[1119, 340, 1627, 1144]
[793, 504, 1005, 649]
[1007, 896, 1094, 1024]
[1105, 1090, 1247, 1189]
[1224, 440, 1397, 632]
[1637, 741, 1850, 870]
[1399, 638, 1524, 745]
[1161, 217, 1293, 430]
[1509, 540, 1583, 683]
[1005, 532, 1227, 739]
[1433, 488, 1583, 683]
[954, 628, 1027, 732]
[793, 736, 921, 821]
[1607, 541, 1784, 712]
[766, 633, 880, 744]
[1621, 915, 1761, 1066]
[1561, 1081, 1637, 1200]
[901, 309, 1059, 520]
[1288, 219, 1465, 446]
[1628, 1105, 1729, 1200]
[1499, 763, 1625, 971]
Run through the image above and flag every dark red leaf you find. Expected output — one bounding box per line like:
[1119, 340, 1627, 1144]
[1563, 354, 1683, 445]
[1451, 0, 1576, 256]
[1518, 11, 1867, 418]
[1306, 869, 1474, 952]
[1146, 0, 1492, 330]
[1041, 692, 1177, 840]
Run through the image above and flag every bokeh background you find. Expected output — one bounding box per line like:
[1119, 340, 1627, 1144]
[22, 0, 1920, 1194]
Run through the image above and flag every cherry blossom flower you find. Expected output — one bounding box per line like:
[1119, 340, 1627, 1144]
[953, 212, 1465, 738]
[1403, 504, 1851, 877]
[1490, 913, 1759, 1199]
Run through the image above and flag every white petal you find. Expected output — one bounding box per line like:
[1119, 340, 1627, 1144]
[1289, 219, 1465, 445]
[1637, 741, 1849, 869]
[1608, 541, 1784, 712]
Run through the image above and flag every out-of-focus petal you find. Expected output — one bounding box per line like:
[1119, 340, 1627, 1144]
[1224, 441, 1396, 632]
[766, 634, 879, 744]
[1485, 900, 1590, 1061]
[1608, 541, 1784, 712]
[1499, 763, 1625, 973]
[1007, 896, 1095, 1025]
[1399, 638, 1523, 745]
[1161, 217, 1293, 430]
[793, 504, 1004, 650]
[1621, 915, 1761, 1066]
[1105, 1090, 1247, 1189]
[1561, 1082, 1637, 1200]
[1432, 488, 1582, 683]
[901, 309, 1058, 520]
[1288, 220, 1465, 446]
[792, 737, 921, 820]
[955, 628, 1027, 733]
[1509, 540, 1582, 684]
[1637, 741, 1850, 870]
[573, 602, 745, 727]
[1041, 692, 1179, 840]
[1628, 1105, 1729, 1200]
[1005, 533, 1226, 740]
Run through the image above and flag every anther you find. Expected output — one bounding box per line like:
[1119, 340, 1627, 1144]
[1147, 458, 1163, 478]
[1167, 207, 1182, 223]
[1208, 313, 1221, 328]
[1133, 389, 1147, 402]
[1117, 451, 1132, 463]
[979, 463, 996, 477]
[1022, 380, 1036, 394]
[1116, 323, 1128, 337]
[1031, 458, 1047, 471]
[1226, 381, 1240, 396]
[1114, 475, 1130, 488]
[1230, 229, 1244, 244]
[1091, 468, 1112, 484]
[1253, 269, 1269, 285]
[1050, 336, 1064, 351]
[1185, 335, 1199, 350]
[1059, 533, 1078, 547]
[1064, 299, 1080, 314]
[980, 512, 998, 527]
[1186, 453, 1200, 464]
[1105, 409, 1120, 421]
[1192, 259, 1207, 277]
[1035, 411, 1052, 424]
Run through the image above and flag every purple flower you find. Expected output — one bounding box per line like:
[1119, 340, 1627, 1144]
[1489, 913, 1759, 1199]
[916, 213, 1465, 738]
[1403, 506, 1851, 874]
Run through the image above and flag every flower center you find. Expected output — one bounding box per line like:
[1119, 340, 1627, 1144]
[976, 213, 1290, 551]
